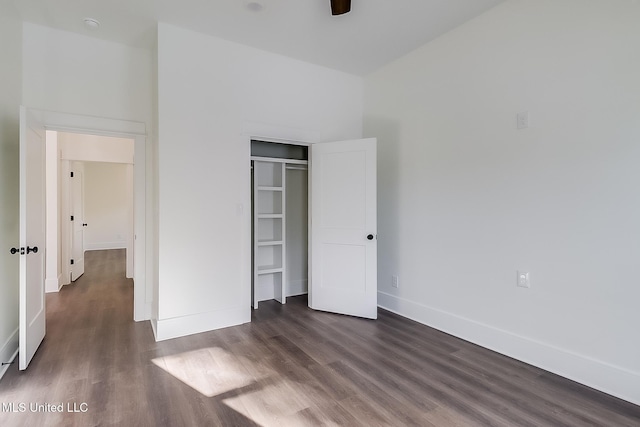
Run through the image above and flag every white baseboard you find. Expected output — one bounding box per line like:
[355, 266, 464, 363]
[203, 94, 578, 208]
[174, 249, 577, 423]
[134, 301, 152, 322]
[0, 328, 19, 381]
[256, 278, 276, 302]
[144, 302, 153, 321]
[45, 274, 63, 293]
[286, 291, 308, 298]
[378, 291, 640, 406]
[286, 279, 308, 297]
[154, 307, 251, 342]
[85, 241, 126, 251]
[150, 319, 158, 341]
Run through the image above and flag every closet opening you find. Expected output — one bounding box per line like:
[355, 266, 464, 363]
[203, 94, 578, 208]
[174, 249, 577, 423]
[251, 140, 308, 309]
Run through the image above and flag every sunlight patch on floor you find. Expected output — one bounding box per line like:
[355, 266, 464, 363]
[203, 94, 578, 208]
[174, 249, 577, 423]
[151, 347, 256, 397]
[222, 378, 313, 426]
[152, 346, 323, 425]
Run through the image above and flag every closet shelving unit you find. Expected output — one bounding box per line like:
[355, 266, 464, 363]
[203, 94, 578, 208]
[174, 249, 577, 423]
[252, 156, 307, 309]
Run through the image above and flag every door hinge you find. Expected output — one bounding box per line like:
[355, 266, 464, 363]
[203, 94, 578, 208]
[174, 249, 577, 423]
[70, 259, 74, 265]
[71, 215, 74, 221]
[70, 171, 74, 177]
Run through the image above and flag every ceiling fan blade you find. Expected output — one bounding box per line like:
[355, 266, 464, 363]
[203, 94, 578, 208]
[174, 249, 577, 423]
[331, 0, 351, 15]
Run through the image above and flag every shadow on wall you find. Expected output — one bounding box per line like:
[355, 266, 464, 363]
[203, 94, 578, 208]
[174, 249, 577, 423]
[0, 115, 20, 269]
[363, 115, 401, 295]
[0, 114, 20, 367]
[0, 115, 19, 228]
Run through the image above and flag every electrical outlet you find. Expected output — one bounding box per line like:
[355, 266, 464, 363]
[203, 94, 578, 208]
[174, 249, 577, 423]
[517, 271, 530, 288]
[391, 275, 399, 288]
[517, 111, 530, 129]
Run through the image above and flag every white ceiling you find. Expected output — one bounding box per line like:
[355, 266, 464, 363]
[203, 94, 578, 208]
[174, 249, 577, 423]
[8, 0, 503, 75]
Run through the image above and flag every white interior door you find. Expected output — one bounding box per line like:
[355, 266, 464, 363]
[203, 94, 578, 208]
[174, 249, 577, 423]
[70, 162, 86, 281]
[309, 138, 377, 319]
[19, 106, 46, 370]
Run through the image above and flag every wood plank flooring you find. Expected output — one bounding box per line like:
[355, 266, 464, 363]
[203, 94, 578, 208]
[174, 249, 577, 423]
[1, 249, 639, 426]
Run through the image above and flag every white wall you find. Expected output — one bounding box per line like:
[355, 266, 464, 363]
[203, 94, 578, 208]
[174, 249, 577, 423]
[0, 4, 22, 379]
[59, 132, 135, 164]
[365, 0, 640, 404]
[285, 167, 308, 296]
[84, 162, 130, 250]
[155, 23, 363, 340]
[151, 36, 160, 323]
[22, 23, 153, 128]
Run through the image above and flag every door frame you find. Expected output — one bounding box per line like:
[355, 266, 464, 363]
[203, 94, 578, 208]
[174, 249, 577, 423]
[38, 109, 150, 321]
[250, 140, 309, 309]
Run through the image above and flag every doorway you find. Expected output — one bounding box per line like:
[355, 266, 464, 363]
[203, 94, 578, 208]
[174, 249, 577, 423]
[67, 160, 133, 283]
[46, 131, 135, 290]
[250, 139, 309, 309]
[36, 109, 149, 322]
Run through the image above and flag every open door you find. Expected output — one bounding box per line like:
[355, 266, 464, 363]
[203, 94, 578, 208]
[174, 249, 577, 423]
[19, 106, 46, 370]
[70, 162, 85, 281]
[309, 138, 377, 319]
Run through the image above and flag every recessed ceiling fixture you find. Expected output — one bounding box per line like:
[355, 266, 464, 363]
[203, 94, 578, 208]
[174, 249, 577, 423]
[83, 17, 100, 30]
[330, 0, 351, 15]
[246, 1, 264, 12]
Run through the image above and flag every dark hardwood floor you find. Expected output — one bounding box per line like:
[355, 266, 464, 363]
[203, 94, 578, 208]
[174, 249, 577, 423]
[1, 249, 639, 426]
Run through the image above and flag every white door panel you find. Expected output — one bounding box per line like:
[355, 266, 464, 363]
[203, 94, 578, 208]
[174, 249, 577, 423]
[70, 162, 85, 281]
[320, 150, 367, 228]
[321, 244, 366, 291]
[310, 138, 377, 319]
[19, 106, 46, 370]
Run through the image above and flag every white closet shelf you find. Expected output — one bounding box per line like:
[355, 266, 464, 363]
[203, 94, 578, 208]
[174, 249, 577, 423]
[251, 156, 308, 165]
[257, 266, 283, 275]
[257, 240, 284, 246]
[252, 156, 291, 309]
